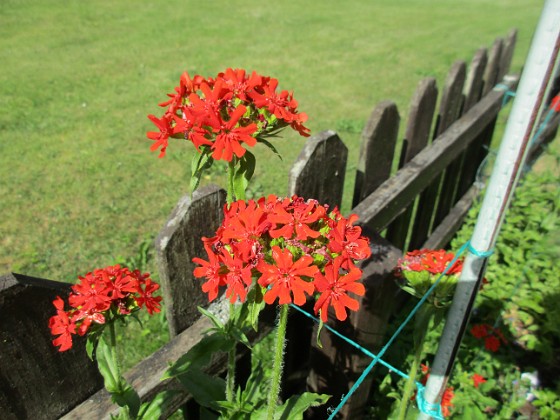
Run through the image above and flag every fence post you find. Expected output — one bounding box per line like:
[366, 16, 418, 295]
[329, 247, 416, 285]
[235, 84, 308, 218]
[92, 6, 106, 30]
[352, 101, 400, 208]
[156, 185, 227, 336]
[0, 273, 102, 419]
[288, 130, 348, 209]
[385, 78, 438, 250]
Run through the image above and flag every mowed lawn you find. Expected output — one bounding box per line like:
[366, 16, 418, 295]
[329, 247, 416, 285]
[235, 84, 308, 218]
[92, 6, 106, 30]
[0, 0, 544, 284]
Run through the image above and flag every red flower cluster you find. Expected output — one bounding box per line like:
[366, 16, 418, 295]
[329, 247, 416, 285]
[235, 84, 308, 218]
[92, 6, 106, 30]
[49, 265, 162, 352]
[397, 249, 463, 275]
[147, 68, 310, 160]
[472, 373, 487, 388]
[415, 364, 455, 418]
[193, 195, 371, 322]
[470, 323, 507, 352]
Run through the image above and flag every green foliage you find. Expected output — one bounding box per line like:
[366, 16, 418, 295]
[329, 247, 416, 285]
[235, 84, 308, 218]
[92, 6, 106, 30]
[369, 151, 560, 418]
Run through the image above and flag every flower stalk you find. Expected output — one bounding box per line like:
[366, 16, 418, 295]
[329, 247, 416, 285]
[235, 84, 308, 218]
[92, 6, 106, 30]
[267, 304, 289, 420]
[398, 306, 433, 420]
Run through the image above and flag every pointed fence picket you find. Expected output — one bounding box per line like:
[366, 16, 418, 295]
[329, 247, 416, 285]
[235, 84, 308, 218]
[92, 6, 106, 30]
[2, 29, 559, 420]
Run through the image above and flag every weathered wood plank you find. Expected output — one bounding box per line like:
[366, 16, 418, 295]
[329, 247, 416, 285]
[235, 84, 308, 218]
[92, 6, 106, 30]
[463, 48, 488, 113]
[385, 78, 438, 250]
[289, 130, 348, 209]
[352, 101, 400, 208]
[306, 232, 402, 419]
[352, 79, 513, 233]
[409, 61, 466, 250]
[452, 48, 491, 207]
[156, 185, 227, 336]
[497, 29, 518, 82]
[0, 273, 103, 419]
[482, 37, 504, 95]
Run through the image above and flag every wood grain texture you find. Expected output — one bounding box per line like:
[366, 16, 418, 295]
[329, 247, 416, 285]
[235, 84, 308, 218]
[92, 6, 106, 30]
[156, 185, 226, 336]
[0, 273, 103, 419]
[289, 130, 348, 209]
[352, 101, 400, 208]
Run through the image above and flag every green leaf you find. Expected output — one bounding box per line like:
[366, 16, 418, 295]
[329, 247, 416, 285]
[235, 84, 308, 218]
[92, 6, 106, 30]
[232, 150, 256, 201]
[111, 384, 141, 419]
[198, 306, 226, 331]
[247, 285, 266, 331]
[256, 137, 283, 160]
[191, 147, 214, 193]
[86, 336, 96, 361]
[138, 390, 182, 420]
[95, 336, 119, 393]
[162, 332, 234, 379]
[262, 392, 330, 420]
[316, 316, 325, 348]
[240, 360, 267, 410]
[176, 368, 226, 409]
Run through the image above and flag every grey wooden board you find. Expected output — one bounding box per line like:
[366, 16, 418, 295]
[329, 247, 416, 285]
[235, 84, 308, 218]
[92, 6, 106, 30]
[482, 38, 504, 96]
[156, 185, 227, 336]
[289, 130, 348, 209]
[352, 101, 400, 208]
[0, 273, 103, 419]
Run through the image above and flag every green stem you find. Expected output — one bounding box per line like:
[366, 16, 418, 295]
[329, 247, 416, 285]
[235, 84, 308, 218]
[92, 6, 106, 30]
[227, 159, 235, 205]
[267, 304, 289, 420]
[226, 302, 237, 403]
[397, 307, 433, 420]
[108, 323, 132, 420]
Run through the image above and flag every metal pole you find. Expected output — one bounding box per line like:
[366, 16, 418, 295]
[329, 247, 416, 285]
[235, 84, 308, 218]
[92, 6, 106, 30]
[418, 1, 560, 418]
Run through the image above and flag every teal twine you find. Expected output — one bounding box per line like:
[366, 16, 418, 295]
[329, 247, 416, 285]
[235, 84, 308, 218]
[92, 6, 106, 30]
[300, 241, 472, 419]
[416, 382, 445, 420]
[467, 243, 494, 258]
[289, 304, 410, 380]
[494, 83, 516, 108]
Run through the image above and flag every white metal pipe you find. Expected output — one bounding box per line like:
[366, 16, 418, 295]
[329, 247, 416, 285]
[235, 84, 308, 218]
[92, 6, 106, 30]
[418, 1, 560, 418]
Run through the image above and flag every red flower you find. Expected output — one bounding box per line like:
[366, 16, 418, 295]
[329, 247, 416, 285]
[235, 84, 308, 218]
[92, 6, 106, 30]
[398, 249, 462, 275]
[440, 387, 455, 417]
[327, 214, 371, 268]
[209, 106, 257, 161]
[470, 323, 506, 352]
[135, 278, 163, 315]
[257, 246, 318, 306]
[472, 373, 487, 388]
[313, 257, 366, 322]
[415, 364, 454, 418]
[48, 297, 77, 352]
[193, 248, 227, 302]
[147, 68, 310, 161]
[49, 265, 161, 352]
[220, 248, 254, 303]
[268, 198, 325, 241]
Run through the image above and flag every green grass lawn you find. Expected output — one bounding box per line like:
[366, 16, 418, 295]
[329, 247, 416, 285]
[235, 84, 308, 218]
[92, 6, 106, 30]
[0, 0, 545, 285]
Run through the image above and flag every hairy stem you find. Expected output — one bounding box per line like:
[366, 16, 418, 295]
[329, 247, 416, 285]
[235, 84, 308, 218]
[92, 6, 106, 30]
[226, 303, 237, 402]
[398, 306, 433, 420]
[267, 304, 289, 420]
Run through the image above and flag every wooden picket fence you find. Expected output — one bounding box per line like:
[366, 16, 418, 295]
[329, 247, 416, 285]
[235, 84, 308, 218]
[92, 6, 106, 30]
[2, 29, 559, 420]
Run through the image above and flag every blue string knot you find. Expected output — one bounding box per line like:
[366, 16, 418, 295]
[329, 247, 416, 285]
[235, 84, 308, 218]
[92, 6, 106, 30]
[467, 242, 494, 258]
[416, 382, 445, 420]
[493, 83, 516, 107]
